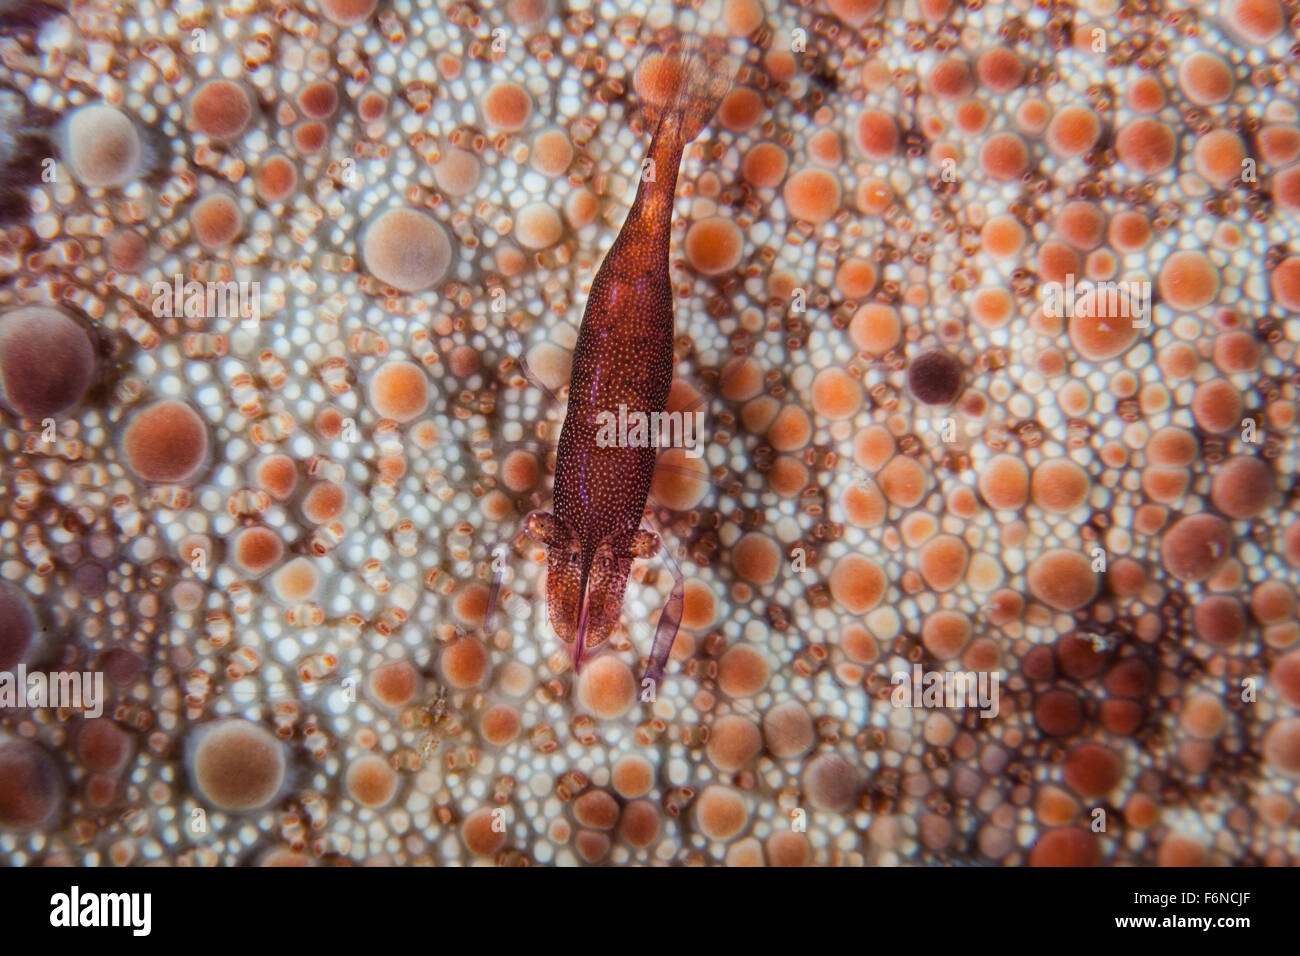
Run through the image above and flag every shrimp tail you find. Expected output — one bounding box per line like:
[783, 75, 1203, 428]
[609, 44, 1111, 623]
[637, 31, 738, 144]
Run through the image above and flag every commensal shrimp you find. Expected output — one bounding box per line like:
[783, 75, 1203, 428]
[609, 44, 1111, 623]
[521, 37, 734, 686]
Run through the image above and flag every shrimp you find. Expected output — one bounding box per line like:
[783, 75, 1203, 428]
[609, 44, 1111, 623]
[521, 35, 735, 683]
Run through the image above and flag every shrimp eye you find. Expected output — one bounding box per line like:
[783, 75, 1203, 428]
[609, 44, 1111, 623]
[524, 510, 563, 547]
[629, 529, 661, 559]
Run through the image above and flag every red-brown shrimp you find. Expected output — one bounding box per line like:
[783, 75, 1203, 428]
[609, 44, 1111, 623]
[519, 37, 735, 683]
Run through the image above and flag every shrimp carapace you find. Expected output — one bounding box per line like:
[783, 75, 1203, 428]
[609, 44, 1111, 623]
[525, 34, 736, 675]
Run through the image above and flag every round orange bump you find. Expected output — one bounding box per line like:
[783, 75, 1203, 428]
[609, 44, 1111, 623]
[1116, 119, 1176, 174]
[801, 754, 859, 811]
[928, 57, 973, 100]
[361, 208, 452, 292]
[1161, 514, 1231, 582]
[842, 477, 886, 528]
[976, 47, 1024, 93]
[1273, 165, 1300, 212]
[827, 0, 883, 25]
[76, 719, 131, 774]
[1226, 0, 1284, 42]
[106, 228, 147, 272]
[828, 554, 886, 612]
[707, 714, 762, 771]
[767, 404, 812, 451]
[1190, 379, 1241, 433]
[461, 807, 507, 856]
[500, 450, 539, 493]
[918, 535, 968, 591]
[525, 127, 572, 178]
[271, 557, 319, 603]
[980, 132, 1029, 181]
[981, 215, 1026, 258]
[578, 655, 636, 718]
[1193, 130, 1246, 188]
[255, 154, 297, 203]
[1055, 201, 1106, 250]
[0, 741, 62, 829]
[574, 789, 620, 829]
[836, 259, 877, 298]
[232, 526, 283, 576]
[368, 659, 420, 708]
[1271, 257, 1300, 310]
[1068, 289, 1140, 362]
[434, 147, 481, 196]
[695, 784, 749, 841]
[769, 455, 808, 495]
[741, 141, 789, 188]
[1211, 456, 1274, 519]
[0, 305, 96, 419]
[483, 81, 532, 132]
[848, 302, 901, 354]
[763, 699, 814, 758]
[685, 216, 743, 274]
[256, 455, 297, 501]
[855, 109, 898, 159]
[717, 645, 770, 697]
[189, 719, 285, 812]
[618, 800, 661, 847]
[63, 104, 143, 188]
[651, 448, 709, 510]
[784, 168, 841, 223]
[635, 51, 684, 112]
[810, 368, 862, 420]
[732, 532, 781, 585]
[1026, 549, 1098, 611]
[611, 755, 655, 798]
[1034, 689, 1083, 736]
[122, 400, 208, 484]
[766, 830, 811, 867]
[1178, 52, 1234, 105]
[297, 81, 337, 120]
[724, 0, 764, 35]
[1063, 743, 1122, 797]
[367, 360, 428, 422]
[1193, 595, 1245, 646]
[190, 79, 254, 140]
[346, 754, 398, 808]
[440, 636, 489, 689]
[878, 455, 927, 508]
[978, 454, 1029, 510]
[1252, 581, 1295, 624]
[477, 704, 520, 746]
[1262, 718, 1300, 776]
[1031, 458, 1089, 513]
[453, 582, 490, 627]
[0, 584, 33, 672]
[1127, 75, 1166, 113]
[515, 202, 563, 249]
[190, 192, 243, 250]
[1147, 426, 1198, 466]
[921, 609, 971, 660]
[717, 87, 763, 133]
[1108, 211, 1151, 252]
[1047, 105, 1100, 157]
[1270, 651, 1300, 707]
[302, 481, 346, 523]
[1029, 828, 1099, 866]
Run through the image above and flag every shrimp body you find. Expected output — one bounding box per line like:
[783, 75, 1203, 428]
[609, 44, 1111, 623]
[526, 43, 732, 673]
